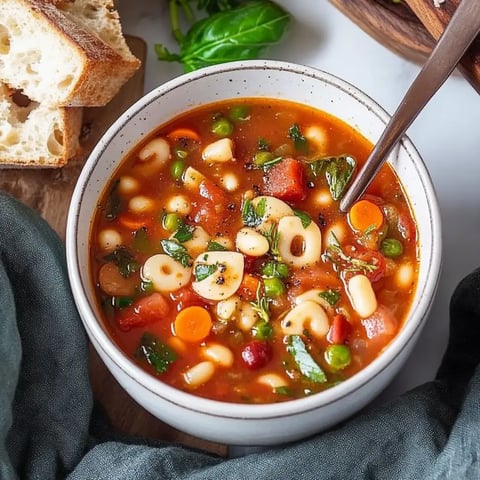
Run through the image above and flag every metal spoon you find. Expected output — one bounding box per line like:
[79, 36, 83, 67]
[339, 0, 480, 213]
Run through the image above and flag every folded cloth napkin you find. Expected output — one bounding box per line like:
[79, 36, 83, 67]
[1, 190, 479, 480]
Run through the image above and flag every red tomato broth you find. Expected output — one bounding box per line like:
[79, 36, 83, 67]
[90, 98, 419, 404]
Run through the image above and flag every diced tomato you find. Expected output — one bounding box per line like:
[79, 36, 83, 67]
[289, 264, 342, 297]
[237, 273, 261, 301]
[263, 157, 307, 203]
[348, 247, 387, 283]
[361, 304, 398, 341]
[199, 178, 228, 210]
[117, 292, 170, 331]
[327, 314, 352, 344]
[190, 201, 229, 235]
[170, 286, 206, 311]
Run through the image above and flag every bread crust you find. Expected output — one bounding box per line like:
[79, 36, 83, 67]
[1, 0, 141, 107]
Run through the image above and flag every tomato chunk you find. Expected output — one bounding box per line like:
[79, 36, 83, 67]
[117, 292, 170, 331]
[263, 157, 307, 203]
[327, 314, 352, 345]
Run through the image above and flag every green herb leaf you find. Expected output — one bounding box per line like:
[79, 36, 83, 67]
[293, 209, 312, 228]
[194, 263, 218, 282]
[274, 385, 292, 396]
[132, 227, 152, 253]
[104, 179, 122, 220]
[173, 222, 195, 243]
[104, 247, 139, 278]
[319, 288, 341, 306]
[207, 240, 228, 251]
[309, 155, 356, 201]
[263, 223, 280, 259]
[241, 198, 265, 227]
[288, 123, 308, 152]
[250, 283, 270, 323]
[136, 332, 177, 374]
[156, 1, 290, 73]
[287, 335, 327, 383]
[160, 239, 193, 267]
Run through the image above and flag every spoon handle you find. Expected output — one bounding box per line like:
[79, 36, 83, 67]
[339, 0, 480, 212]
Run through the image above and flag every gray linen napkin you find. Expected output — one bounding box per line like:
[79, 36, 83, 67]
[1, 190, 479, 480]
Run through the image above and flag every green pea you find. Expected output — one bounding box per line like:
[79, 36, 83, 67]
[263, 277, 285, 298]
[229, 104, 250, 122]
[324, 344, 351, 370]
[262, 261, 289, 279]
[380, 238, 403, 258]
[253, 320, 273, 340]
[170, 159, 185, 180]
[163, 212, 181, 232]
[253, 151, 274, 166]
[211, 117, 233, 137]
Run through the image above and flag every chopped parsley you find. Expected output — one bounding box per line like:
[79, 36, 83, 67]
[136, 332, 177, 374]
[241, 197, 266, 227]
[288, 123, 308, 152]
[287, 335, 327, 383]
[194, 263, 218, 282]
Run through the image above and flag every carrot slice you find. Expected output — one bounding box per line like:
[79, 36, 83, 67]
[167, 127, 200, 142]
[174, 306, 212, 342]
[348, 199, 384, 233]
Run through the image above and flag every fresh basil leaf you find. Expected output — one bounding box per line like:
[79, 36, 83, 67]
[287, 335, 327, 383]
[160, 239, 193, 267]
[319, 288, 341, 306]
[104, 247, 139, 278]
[173, 222, 195, 243]
[156, 2, 290, 72]
[288, 123, 308, 152]
[207, 240, 227, 251]
[293, 209, 312, 228]
[136, 332, 177, 374]
[194, 263, 218, 281]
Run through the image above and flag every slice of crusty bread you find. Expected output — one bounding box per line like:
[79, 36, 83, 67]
[0, 85, 83, 167]
[0, 0, 141, 108]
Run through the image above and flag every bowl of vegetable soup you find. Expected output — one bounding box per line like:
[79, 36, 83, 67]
[66, 60, 441, 446]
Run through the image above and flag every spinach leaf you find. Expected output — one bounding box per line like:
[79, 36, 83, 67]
[207, 240, 228, 251]
[287, 335, 327, 383]
[132, 227, 152, 253]
[155, 1, 290, 72]
[309, 155, 356, 201]
[293, 209, 312, 229]
[160, 239, 193, 267]
[241, 197, 265, 227]
[319, 288, 341, 306]
[136, 332, 177, 374]
[288, 123, 308, 152]
[194, 263, 218, 281]
[104, 247, 139, 278]
[173, 222, 195, 243]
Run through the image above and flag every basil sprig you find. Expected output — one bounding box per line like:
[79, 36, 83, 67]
[155, 1, 290, 72]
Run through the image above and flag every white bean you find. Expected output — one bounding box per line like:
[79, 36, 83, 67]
[182, 226, 211, 258]
[138, 137, 171, 164]
[396, 263, 415, 289]
[237, 302, 259, 331]
[183, 361, 215, 388]
[347, 274, 377, 318]
[257, 373, 289, 390]
[118, 175, 140, 195]
[277, 215, 322, 267]
[202, 343, 234, 367]
[281, 300, 330, 338]
[221, 172, 239, 191]
[325, 222, 347, 246]
[141, 253, 192, 293]
[216, 295, 241, 320]
[128, 195, 155, 214]
[191, 251, 244, 300]
[235, 227, 270, 257]
[202, 138, 234, 163]
[183, 166, 206, 191]
[165, 194, 192, 215]
[98, 228, 122, 252]
[304, 125, 328, 153]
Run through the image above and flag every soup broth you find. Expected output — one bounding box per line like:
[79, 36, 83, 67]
[90, 98, 418, 404]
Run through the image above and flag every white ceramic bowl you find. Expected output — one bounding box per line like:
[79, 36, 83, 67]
[66, 60, 442, 446]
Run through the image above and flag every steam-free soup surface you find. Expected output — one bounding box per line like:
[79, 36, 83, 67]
[90, 98, 418, 404]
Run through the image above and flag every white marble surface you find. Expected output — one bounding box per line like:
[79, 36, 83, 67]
[116, 0, 480, 432]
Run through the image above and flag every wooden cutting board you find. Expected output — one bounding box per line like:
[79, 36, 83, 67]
[0, 36, 227, 457]
[329, 0, 480, 95]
